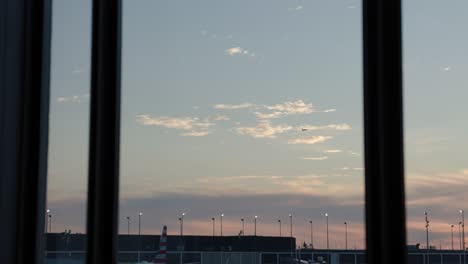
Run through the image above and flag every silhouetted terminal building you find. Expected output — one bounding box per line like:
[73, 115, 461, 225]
[45, 234, 465, 264]
[45, 233, 296, 252]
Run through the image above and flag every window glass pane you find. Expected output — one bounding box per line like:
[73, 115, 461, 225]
[121, 0, 364, 262]
[404, 0, 468, 261]
[45, 0, 91, 263]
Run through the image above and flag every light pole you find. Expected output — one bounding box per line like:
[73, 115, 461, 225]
[179, 212, 186, 252]
[178, 217, 182, 233]
[179, 212, 186, 236]
[452, 224, 455, 250]
[254, 216, 258, 236]
[138, 212, 142, 262]
[138, 213, 142, 236]
[211, 217, 215, 237]
[241, 218, 245, 236]
[309, 220, 314, 249]
[344, 222, 348, 250]
[289, 214, 293, 237]
[344, 221, 348, 250]
[211, 217, 215, 249]
[220, 213, 224, 237]
[126, 216, 130, 235]
[325, 213, 329, 250]
[49, 213, 52, 233]
[460, 210, 465, 262]
[289, 213, 293, 256]
[278, 220, 282, 237]
[460, 210, 466, 251]
[460, 222, 463, 250]
[425, 211, 429, 251]
[46, 210, 50, 233]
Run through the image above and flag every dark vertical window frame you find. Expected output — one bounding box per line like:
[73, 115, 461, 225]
[363, 0, 407, 263]
[0, 0, 52, 263]
[86, 0, 122, 263]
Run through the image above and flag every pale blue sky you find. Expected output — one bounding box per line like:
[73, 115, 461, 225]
[46, 0, 468, 249]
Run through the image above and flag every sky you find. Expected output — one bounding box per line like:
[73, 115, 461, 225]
[46, 0, 468, 250]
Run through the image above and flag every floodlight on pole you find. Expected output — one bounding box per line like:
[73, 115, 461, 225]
[278, 219, 282, 237]
[254, 216, 258, 236]
[180, 212, 186, 236]
[126, 216, 130, 235]
[460, 210, 465, 261]
[138, 212, 142, 262]
[48, 212, 52, 233]
[325, 213, 329, 250]
[211, 217, 215, 237]
[460, 222, 463, 250]
[452, 224, 455, 250]
[46, 209, 50, 233]
[344, 221, 348, 250]
[138, 212, 142, 236]
[309, 220, 314, 249]
[289, 213, 293, 257]
[241, 218, 245, 236]
[289, 214, 293, 237]
[221, 213, 224, 237]
[425, 211, 429, 252]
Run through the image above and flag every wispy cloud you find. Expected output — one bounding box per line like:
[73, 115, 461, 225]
[215, 100, 335, 119]
[251, 100, 316, 119]
[211, 115, 230, 121]
[56, 94, 89, 103]
[324, 149, 343, 153]
[301, 156, 328, 161]
[136, 115, 214, 137]
[181, 131, 212, 137]
[288, 5, 304, 11]
[340, 167, 363, 171]
[254, 111, 284, 119]
[255, 100, 335, 119]
[440, 66, 452, 72]
[136, 115, 213, 130]
[264, 100, 314, 115]
[118, 172, 348, 201]
[194, 173, 356, 197]
[139, 100, 349, 141]
[224, 47, 255, 57]
[235, 122, 348, 141]
[213, 103, 254, 110]
[301, 123, 352, 131]
[348, 151, 361, 156]
[228, 47, 255, 56]
[236, 120, 293, 138]
[225, 47, 243, 56]
[288, 136, 332, 145]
